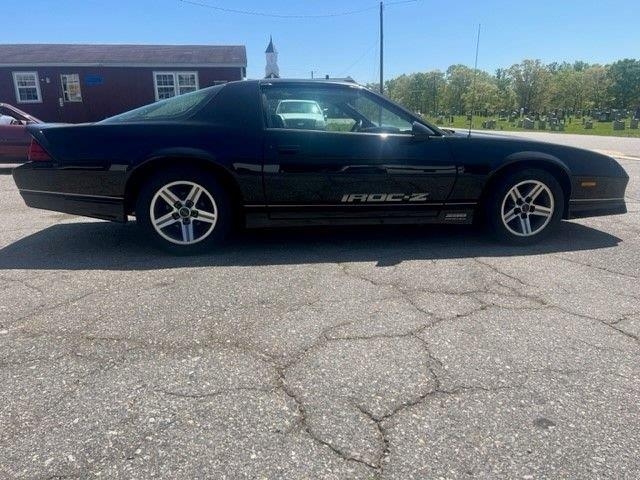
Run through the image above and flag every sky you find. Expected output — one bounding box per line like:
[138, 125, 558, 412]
[3, 0, 640, 83]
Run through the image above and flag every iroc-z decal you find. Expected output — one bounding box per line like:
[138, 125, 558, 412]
[341, 193, 430, 203]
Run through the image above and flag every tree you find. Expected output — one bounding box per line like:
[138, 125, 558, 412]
[462, 71, 499, 115]
[371, 56, 640, 119]
[495, 68, 516, 113]
[551, 68, 588, 112]
[584, 65, 611, 110]
[445, 65, 474, 114]
[608, 59, 640, 109]
[508, 60, 551, 114]
[385, 71, 445, 115]
[422, 70, 446, 114]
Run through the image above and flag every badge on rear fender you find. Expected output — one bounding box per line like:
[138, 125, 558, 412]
[341, 193, 430, 203]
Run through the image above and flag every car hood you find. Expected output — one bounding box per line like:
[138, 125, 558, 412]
[447, 129, 608, 157]
[278, 113, 325, 120]
[444, 129, 628, 179]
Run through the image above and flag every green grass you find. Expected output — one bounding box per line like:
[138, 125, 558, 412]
[425, 115, 640, 138]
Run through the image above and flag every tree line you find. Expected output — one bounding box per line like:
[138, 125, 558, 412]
[373, 59, 640, 118]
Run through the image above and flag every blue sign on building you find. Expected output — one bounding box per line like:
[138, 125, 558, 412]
[85, 74, 104, 86]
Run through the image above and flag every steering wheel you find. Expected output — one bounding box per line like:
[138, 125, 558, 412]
[350, 119, 363, 132]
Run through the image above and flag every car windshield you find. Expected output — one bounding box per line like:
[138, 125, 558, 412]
[278, 101, 321, 114]
[101, 86, 221, 123]
[0, 105, 40, 123]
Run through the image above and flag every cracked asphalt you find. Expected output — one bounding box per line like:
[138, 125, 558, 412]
[1, 138, 639, 478]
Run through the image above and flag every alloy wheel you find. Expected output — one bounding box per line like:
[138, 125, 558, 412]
[500, 180, 555, 237]
[149, 181, 218, 245]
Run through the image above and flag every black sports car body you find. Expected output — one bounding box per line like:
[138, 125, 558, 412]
[13, 79, 629, 253]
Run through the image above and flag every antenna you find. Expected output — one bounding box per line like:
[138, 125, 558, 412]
[468, 23, 481, 138]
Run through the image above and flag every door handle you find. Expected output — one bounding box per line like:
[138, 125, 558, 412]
[277, 145, 300, 155]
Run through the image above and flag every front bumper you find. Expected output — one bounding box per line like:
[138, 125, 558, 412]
[567, 174, 628, 219]
[567, 198, 627, 219]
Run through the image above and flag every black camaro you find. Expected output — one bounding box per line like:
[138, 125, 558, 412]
[14, 79, 629, 253]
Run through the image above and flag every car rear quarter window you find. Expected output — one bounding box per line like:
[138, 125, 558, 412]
[101, 85, 222, 123]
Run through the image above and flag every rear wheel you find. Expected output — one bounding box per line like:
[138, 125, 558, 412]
[486, 169, 564, 245]
[136, 168, 232, 254]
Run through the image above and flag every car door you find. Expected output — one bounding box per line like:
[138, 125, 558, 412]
[261, 83, 457, 220]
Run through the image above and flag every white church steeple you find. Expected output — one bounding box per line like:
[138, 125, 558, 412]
[265, 36, 280, 79]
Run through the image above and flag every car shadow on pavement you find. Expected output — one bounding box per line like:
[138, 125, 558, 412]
[0, 220, 622, 271]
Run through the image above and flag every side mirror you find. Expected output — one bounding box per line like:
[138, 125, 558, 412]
[412, 121, 432, 139]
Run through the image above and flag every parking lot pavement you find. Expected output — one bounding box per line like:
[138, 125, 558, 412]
[1, 158, 639, 478]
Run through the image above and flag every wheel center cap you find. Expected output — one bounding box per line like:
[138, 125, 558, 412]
[521, 204, 530, 213]
[178, 207, 191, 218]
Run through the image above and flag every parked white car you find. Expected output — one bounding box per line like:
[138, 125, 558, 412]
[275, 100, 326, 130]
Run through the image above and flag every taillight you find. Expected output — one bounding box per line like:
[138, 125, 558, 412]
[28, 139, 52, 162]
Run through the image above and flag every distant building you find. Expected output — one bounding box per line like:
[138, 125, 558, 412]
[264, 37, 279, 79]
[0, 44, 247, 123]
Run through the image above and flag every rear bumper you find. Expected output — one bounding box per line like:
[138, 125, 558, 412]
[567, 198, 627, 219]
[18, 189, 126, 222]
[13, 163, 127, 222]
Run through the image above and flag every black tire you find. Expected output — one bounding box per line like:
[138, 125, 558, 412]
[485, 168, 564, 245]
[135, 167, 233, 254]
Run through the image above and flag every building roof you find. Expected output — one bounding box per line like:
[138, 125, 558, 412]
[0, 44, 247, 67]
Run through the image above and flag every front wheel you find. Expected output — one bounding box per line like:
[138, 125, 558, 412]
[135, 168, 233, 254]
[486, 169, 564, 245]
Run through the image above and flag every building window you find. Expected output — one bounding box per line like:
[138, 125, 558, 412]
[153, 72, 199, 101]
[177, 73, 198, 95]
[61, 74, 82, 102]
[12, 72, 42, 104]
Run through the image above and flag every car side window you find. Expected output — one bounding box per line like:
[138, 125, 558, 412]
[0, 114, 18, 125]
[351, 93, 414, 134]
[261, 85, 414, 135]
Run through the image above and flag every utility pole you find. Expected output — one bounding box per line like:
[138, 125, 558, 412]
[379, 1, 384, 94]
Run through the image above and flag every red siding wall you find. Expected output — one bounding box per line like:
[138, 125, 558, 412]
[0, 66, 243, 123]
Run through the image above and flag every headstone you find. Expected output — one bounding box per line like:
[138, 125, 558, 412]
[631, 119, 639, 129]
[523, 118, 534, 129]
[613, 120, 625, 131]
[585, 120, 594, 129]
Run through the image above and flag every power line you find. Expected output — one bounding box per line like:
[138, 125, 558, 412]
[179, 0, 419, 19]
[337, 36, 379, 77]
